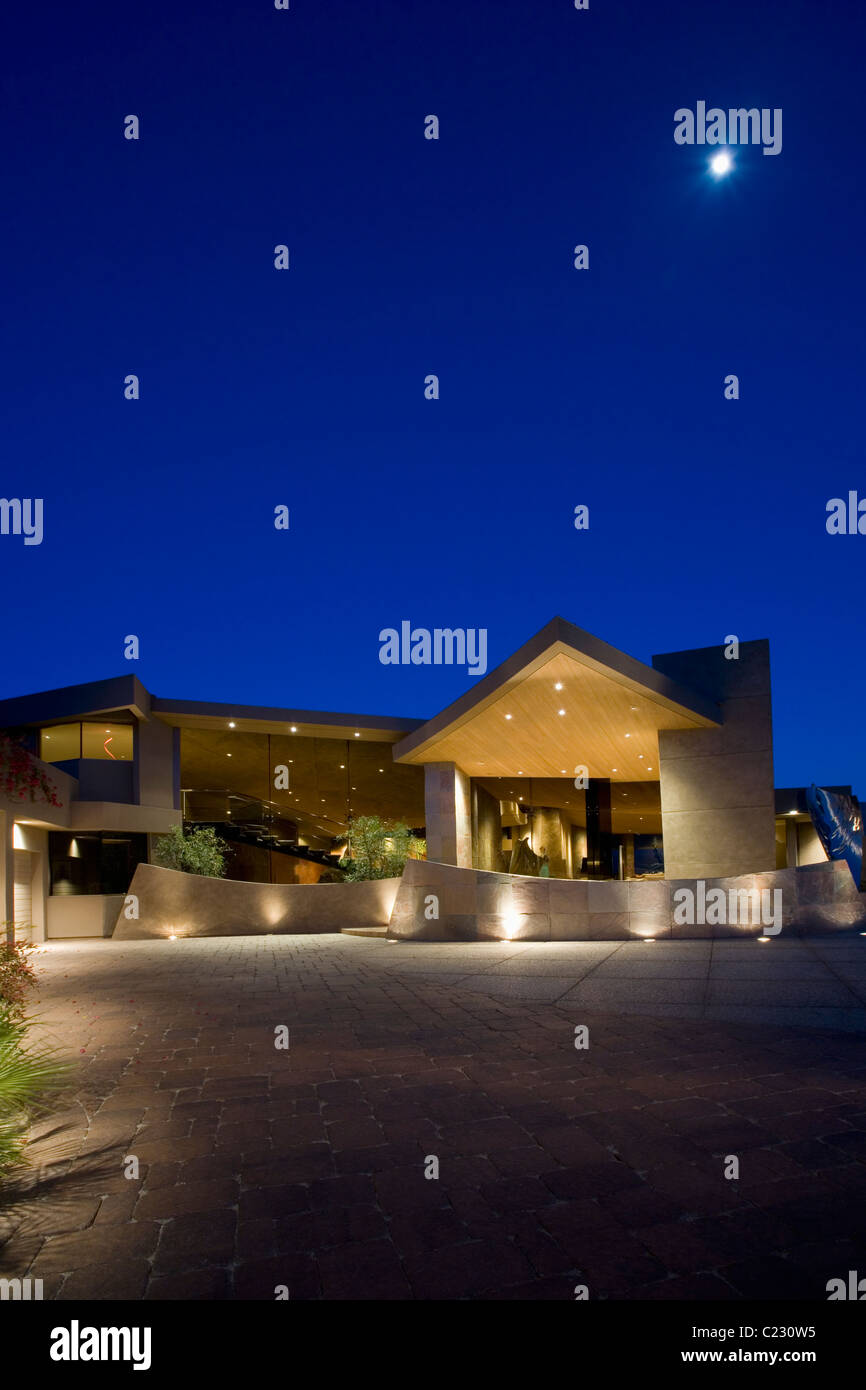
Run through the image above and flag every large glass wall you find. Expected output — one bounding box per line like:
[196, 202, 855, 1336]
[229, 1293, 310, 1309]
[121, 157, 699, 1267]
[179, 726, 426, 849]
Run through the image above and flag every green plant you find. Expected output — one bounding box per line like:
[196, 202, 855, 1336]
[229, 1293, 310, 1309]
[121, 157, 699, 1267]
[0, 933, 69, 1186]
[339, 816, 426, 881]
[0, 1013, 69, 1183]
[153, 824, 229, 877]
[0, 939, 39, 1023]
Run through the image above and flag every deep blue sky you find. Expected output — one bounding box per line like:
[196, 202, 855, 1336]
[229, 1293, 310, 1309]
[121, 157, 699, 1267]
[3, 0, 865, 789]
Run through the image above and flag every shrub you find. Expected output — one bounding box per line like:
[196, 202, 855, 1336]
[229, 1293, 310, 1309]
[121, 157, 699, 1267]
[0, 940, 39, 1024]
[153, 824, 229, 877]
[0, 930, 69, 1187]
[0, 732, 60, 806]
[339, 817, 426, 881]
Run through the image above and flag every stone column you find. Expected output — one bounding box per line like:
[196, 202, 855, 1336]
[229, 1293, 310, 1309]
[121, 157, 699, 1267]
[653, 639, 776, 879]
[623, 833, 635, 878]
[785, 818, 799, 868]
[424, 763, 472, 867]
[532, 807, 568, 877]
[1, 812, 14, 944]
[585, 779, 613, 877]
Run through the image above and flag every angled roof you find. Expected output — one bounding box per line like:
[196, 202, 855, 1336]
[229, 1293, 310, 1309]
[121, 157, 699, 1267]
[392, 617, 722, 780]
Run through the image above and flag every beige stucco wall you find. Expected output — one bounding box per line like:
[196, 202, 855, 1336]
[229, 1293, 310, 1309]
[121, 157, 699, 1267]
[112, 862, 401, 939]
[389, 857, 865, 940]
[70, 801, 180, 834]
[47, 894, 126, 938]
[654, 640, 776, 879]
[798, 822, 828, 866]
[136, 719, 177, 809]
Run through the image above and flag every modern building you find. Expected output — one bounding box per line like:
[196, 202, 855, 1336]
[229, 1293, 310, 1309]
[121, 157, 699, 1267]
[0, 617, 859, 941]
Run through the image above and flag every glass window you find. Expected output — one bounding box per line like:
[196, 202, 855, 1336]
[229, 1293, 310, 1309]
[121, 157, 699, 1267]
[49, 831, 147, 895]
[82, 723, 133, 761]
[39, 724, 81, 762]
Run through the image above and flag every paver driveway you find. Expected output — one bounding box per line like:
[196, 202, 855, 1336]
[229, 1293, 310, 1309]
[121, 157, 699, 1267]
[2, 935, 866, 1300]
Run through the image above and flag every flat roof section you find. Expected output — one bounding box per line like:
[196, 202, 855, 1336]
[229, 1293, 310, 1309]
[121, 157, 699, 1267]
[150, 698, 423, 744]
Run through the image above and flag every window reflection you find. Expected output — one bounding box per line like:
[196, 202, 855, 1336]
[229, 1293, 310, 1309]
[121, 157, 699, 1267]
[39, 722, 134, 762]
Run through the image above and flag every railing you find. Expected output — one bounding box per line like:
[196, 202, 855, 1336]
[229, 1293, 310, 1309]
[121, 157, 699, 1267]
[181, 788, 347, 838]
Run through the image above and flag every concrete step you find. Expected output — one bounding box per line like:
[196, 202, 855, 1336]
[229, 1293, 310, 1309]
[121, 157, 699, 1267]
[340, 926, 389, 938]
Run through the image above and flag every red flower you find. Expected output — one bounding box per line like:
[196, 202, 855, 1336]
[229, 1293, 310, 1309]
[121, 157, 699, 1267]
[0, 732, 61, 806]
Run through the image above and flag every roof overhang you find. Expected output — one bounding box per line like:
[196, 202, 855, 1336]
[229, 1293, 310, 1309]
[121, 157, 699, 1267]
[150, 697, 422, 744]
[0, 676, 151, 727]
[392, 617, 722, 780]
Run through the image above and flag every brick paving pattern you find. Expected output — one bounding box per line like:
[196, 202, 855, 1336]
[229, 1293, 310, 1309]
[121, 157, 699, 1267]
[1, 935, 865, 1300]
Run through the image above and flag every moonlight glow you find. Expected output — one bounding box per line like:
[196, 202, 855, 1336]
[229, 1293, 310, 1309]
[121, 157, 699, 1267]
[710, 152, 733, 177]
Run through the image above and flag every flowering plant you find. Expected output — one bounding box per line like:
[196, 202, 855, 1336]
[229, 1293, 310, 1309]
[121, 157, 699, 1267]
[0, 732, 61, 806]
[0, 937, 39, 1023]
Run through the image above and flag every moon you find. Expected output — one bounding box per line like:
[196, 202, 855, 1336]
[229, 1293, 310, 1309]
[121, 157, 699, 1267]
[710, 152, 733, 176]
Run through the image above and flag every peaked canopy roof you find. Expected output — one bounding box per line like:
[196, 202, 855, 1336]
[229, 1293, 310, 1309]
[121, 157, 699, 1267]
[392, 617, 722, 781]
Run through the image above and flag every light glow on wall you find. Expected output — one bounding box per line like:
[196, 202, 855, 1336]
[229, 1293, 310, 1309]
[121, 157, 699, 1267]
[501, 908, 523, 939]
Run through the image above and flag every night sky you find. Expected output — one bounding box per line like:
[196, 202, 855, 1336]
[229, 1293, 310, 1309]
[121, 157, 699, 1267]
[3, 0, 865, 790]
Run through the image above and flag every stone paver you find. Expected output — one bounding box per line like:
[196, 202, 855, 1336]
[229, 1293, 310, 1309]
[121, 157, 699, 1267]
[0, 935, 865, 1299]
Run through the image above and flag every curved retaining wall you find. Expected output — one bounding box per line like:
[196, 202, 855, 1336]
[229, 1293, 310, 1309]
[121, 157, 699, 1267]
[112, 863, 401, 939]
[388, 858, 866, 940]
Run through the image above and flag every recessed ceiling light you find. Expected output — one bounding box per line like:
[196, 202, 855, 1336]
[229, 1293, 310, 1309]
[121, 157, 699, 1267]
[228, 722, 236, 729]
[624, 733, 631, 738]
[505, 714, 513, 720]
[647, 767, 653, 771]
[340, 764, 345, 769]
[612, 768, 617, 772]
[227, 754, 232, 758]
[558, 709, 566, 716]
[290, 726, 297, 733]
[554, 682, 563, 691]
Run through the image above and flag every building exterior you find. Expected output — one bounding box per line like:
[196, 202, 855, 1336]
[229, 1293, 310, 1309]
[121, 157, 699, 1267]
[0, 618, 858, 941]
